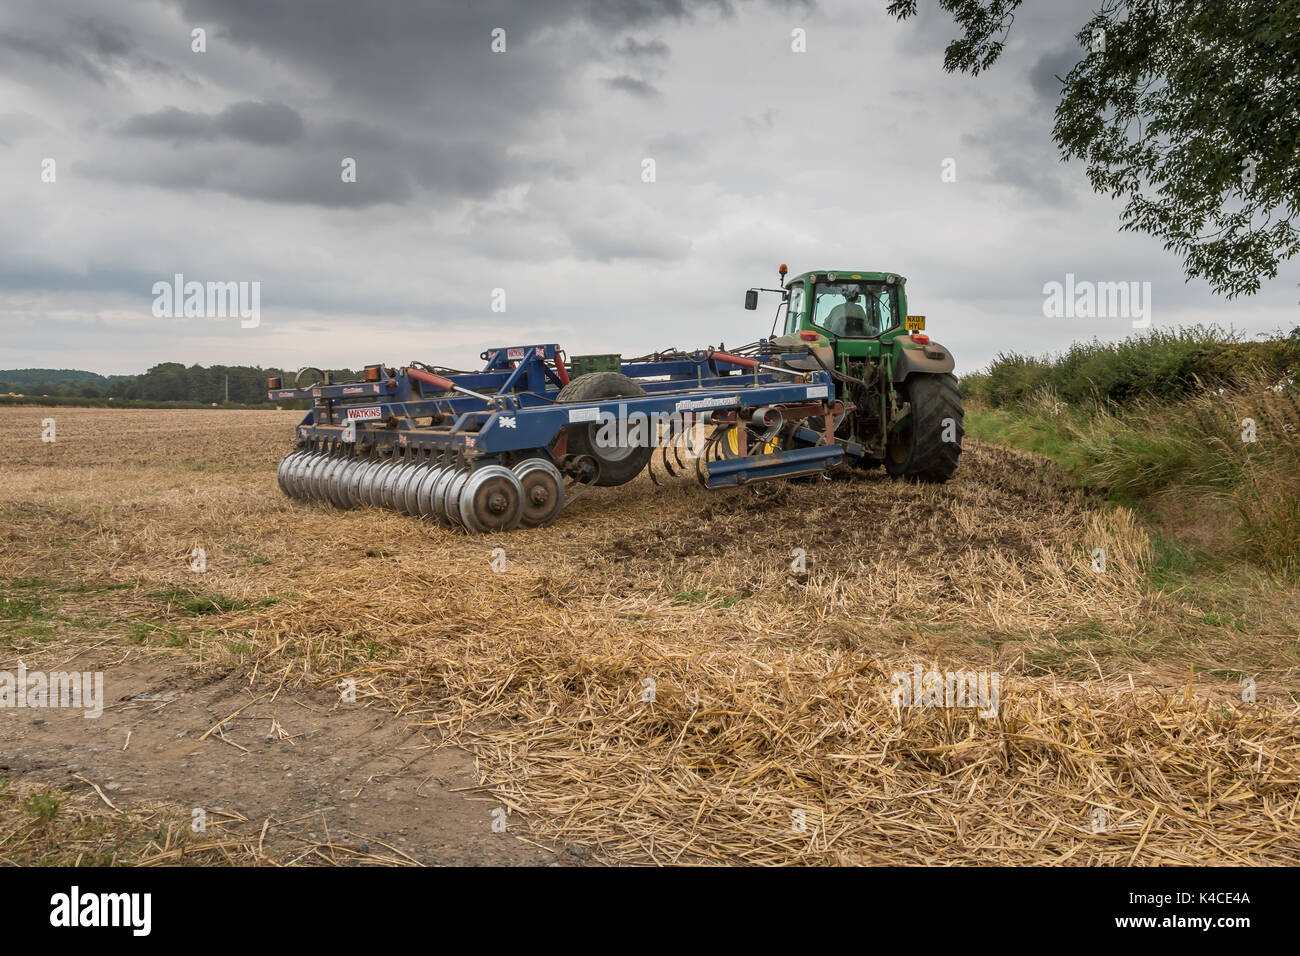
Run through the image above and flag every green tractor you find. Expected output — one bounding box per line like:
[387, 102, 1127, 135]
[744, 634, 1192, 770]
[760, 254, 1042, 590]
[745, 264, 962, 481]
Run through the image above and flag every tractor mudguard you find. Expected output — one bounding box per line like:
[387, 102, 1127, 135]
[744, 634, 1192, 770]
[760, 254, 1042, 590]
[892, 341, 955, 382]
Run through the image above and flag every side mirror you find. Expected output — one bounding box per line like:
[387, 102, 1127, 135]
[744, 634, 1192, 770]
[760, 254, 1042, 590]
[744, 290, 758, 310]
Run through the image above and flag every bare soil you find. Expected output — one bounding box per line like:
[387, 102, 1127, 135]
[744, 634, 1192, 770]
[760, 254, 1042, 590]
[1, 650, 552, 865]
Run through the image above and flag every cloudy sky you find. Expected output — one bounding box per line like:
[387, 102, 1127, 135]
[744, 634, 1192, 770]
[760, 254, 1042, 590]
[1, 0, 1296, 376]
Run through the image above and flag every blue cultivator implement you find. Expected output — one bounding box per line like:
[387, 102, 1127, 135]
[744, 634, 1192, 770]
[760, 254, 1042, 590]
[271, 342, 855, 533]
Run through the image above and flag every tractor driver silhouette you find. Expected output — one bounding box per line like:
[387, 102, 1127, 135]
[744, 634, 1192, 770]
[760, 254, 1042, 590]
[822, 286, 873, 337]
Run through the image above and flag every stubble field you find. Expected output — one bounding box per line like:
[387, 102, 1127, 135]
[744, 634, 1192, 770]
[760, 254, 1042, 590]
[1, 407, 1298, 865]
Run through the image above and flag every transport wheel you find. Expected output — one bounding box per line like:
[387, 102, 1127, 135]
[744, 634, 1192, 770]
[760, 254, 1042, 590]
[513, 458, 565, 527]
[886, 373, 963, 483]
[556, 371, 654, 486]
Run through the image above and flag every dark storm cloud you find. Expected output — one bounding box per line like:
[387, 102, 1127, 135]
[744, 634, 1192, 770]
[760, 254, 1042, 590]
[606, 74, 661, 96]
[584, 0, 812, 30]
[119, 106, 211, 139]
[0, 31, 111, 85]
[409, 142, 515, 198]
[1, 14, 184, 86]
[982, 154, 1070, 206]
[891, 0, 966, 62]
[143, 0, 771, 207]
[617, 37, 671, 57]
[66, 14, 180, 76]
[316, 119, 403, 151]
[565, 219, 692, 261]
[882, 0, 1095, 208]
[171, 0, 789, 113]
[120, 101, 305, 145]
[890, 0, 1092, 97]
[67, 15, 132, 60]
[583, 0, 705, 28]
[1029, 42, 1083, 105]
[174, 0, 582, 113]
[97, 102, 547, 207]
[79, 145, 414, 208]
[0, 0, 796, 216]
[960, 118, 1072, 208]
[216, 101, 305, 144]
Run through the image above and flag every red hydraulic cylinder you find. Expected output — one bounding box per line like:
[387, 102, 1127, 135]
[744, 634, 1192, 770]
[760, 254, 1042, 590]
[709, 350, 760, 369]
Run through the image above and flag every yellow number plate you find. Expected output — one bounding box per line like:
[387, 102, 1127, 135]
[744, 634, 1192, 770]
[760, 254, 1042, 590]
[906, 315, 926, 331]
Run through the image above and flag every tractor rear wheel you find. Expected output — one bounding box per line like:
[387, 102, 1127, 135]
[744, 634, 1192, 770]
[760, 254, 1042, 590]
[886, 373, 962, 482]
[557, 371, 655, 486]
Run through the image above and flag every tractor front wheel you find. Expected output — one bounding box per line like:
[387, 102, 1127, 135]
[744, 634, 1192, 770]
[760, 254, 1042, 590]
[885, 373, 962, 482]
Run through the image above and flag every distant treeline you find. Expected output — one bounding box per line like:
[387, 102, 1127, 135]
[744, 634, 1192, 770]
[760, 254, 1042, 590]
[0, 364, 362, 406]
[959, 327, 1300, 408]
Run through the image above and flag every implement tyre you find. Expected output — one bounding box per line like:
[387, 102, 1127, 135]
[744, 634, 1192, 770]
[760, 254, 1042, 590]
[557, 371, 654, 486]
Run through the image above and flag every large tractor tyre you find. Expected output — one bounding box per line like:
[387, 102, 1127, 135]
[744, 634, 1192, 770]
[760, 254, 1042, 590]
[886, 373, 963, 482]
[557, 371, 655, 486]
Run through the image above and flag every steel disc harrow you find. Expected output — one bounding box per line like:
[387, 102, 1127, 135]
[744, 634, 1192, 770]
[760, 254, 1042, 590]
[268, 340, 853, 534]
[278, 450, 565, 533]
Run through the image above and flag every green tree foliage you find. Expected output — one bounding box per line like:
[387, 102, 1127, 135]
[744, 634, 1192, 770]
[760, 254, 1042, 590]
[2, 364, 360, 405]
[104, 364, 360, 404]
[0, 369, 112, 394]
[886, 0, 1300, 297]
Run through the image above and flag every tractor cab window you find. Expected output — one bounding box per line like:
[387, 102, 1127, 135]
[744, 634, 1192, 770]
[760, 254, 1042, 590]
[783, 284, 805, 335]
[811, 281, 898, 338]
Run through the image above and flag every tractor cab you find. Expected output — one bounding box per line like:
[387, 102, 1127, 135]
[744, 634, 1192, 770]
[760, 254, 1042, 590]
[782, 269, 907, 349]
[746, 265, 913, 363]
[807, 278, 897, 338]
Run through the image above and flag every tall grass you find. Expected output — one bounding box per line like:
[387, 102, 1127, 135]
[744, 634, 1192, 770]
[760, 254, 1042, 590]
[961, 326, 1300, 408]
[960, 328, 1300, 574]
[1078, 381, 1300, 574]
[968, 377, 1300, 574]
